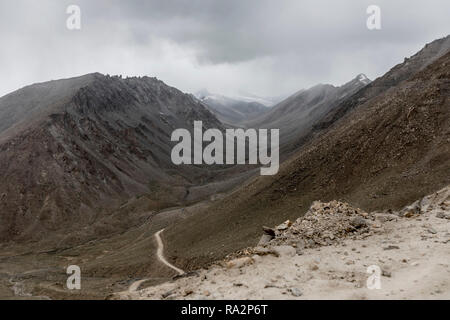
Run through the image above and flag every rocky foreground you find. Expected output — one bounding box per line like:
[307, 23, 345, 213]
[119, 186, 450, 300]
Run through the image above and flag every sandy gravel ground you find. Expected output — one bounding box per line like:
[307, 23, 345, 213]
[119, 187, 450, 300]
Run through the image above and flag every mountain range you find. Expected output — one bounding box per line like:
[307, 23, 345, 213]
[0, 35, 448, 299]
[249, 74, 372, 156]
[163, 35, 450, 269]
[194, 89, 270, 126]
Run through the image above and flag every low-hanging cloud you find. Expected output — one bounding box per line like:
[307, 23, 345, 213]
[0, 0, 449, 98]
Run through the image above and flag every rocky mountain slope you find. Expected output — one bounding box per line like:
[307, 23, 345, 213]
[248, 36, 450, 157]
[249, 74, 371, 156]
[315, 35, 450, 131]
[0, 73, 223, 244]
[163, 38, 450, 270]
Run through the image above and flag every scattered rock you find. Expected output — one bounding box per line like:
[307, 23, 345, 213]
[375, 213, 398, 223]
[259, 226, 276, 245]
[183, 289, 193, 297]
[383, 245, 400, 250]
[273, 245, 296, 258]
[264, 283, 284, 289]
[350, 217, 368, 229]
[253, 246, 279, 257]
[382, 270, 392, 278]
[226, 257, 254, 269]
[268, 201, 373, 249]
[173, 271, 199, 280]
[436, 212, 450, 219]
[161, 289, 176, 299]
[400, 200, 421, 217]
[310, 264, 319, 271]
[262, 226, 276, 237]
[289, 288, 303, 297]
[258, 234, 273, 246]
[276, 220, 293, 231]
[296, 239, 306, 250]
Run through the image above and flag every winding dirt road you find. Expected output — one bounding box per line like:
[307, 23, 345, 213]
[126, 229, 184, 294]
[155, 229, 185, 276]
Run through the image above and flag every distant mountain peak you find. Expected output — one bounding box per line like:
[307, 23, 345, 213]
[338, 74, 371, 90]
[194, 89, 270, 125]
[355, 73, 371, 85]
[195, 89, 283, 108]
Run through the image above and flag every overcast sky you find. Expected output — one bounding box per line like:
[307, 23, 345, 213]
[1, 0, 449, 98]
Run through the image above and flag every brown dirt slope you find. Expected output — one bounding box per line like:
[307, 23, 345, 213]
[164, 50, 450, 271]
[125, 186, 450, 300]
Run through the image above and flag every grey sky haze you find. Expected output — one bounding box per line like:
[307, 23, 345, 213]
[0, 0, 449, 98]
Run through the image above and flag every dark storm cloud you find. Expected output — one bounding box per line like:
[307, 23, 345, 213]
[84, 0, 448, 63]
[0, 0, 449, 98]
